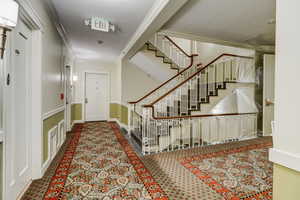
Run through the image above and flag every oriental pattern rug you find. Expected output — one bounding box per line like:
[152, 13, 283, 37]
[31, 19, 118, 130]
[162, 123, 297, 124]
[21, 122, 273, 200]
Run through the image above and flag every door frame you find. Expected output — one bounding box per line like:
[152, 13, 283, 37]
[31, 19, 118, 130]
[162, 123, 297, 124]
[64, 65, 72, 132]
[82, 71, 110, 122]
[262, 54, 275, 136]
[3, 2, 44, 199]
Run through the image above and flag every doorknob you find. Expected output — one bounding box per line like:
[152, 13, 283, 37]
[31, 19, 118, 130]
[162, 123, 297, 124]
[265, 98, 274, 106]
[85, 98, 88, 104]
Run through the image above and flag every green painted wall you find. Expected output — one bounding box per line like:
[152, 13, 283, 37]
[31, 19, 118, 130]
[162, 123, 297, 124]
[70, 103, 128, 125]
[110, 103, 120, 119]
[120, 104, 128, 125]
[42, 110, 64, 163]
[71, 103, 82, 124]
[109, 103, 128, 125]
[273, 164, 300, 200]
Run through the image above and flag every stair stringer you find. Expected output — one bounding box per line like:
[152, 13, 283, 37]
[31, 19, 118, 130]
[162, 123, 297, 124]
[192, 83, 257, 115]
[130, 47, 178, 82]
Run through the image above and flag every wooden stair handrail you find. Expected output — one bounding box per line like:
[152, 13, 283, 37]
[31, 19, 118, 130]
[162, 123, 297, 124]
[149, 112, 258, 120]
[164, 35, 197, 58]
[128, 54, 198, 104]
[144, 53, 254, 107]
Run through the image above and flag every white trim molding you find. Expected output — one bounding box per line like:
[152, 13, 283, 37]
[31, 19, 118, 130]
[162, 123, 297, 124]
[269, 148, 300, 172]
[71, 120, 84, 130]
[0, 130, 3, 142]
[42, 106, 65, 120]
[121, 0, 188, 59]
[41, 125, 58, 175]
[42, 0, 74, 56]
[17, 0, 45, 31]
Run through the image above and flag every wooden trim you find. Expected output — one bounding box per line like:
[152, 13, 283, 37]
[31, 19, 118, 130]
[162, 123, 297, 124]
[145, 53, 253, 106]
[128, 54, 198, 104]
[164, 35, 193, 57]
[145, 108, 257, 120]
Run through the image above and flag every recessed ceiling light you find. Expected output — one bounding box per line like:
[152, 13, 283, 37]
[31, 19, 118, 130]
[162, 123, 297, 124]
[97, 40, 103, 44]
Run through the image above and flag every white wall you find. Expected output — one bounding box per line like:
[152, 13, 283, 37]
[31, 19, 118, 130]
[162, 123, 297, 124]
[271, 0, 300, 160]
[170, 36, 192, 55]
[130, 49, 177, 82]
[22, 0, 72, 115]
[196, 42, 254, 65]
[73, 59, 120, 104]
[121, 59, 161, 104]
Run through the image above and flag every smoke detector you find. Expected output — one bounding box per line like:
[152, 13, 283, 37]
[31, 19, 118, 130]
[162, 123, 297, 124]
[84, 17, 115, 32]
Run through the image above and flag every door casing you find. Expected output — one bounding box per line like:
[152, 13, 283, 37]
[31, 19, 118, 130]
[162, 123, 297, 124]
[3, 2, 44, 199]
[263, 54, 275, 136]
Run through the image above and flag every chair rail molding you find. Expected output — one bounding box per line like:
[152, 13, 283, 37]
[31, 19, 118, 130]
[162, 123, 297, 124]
[42, 106, 65, 120]
[269, 148, 300, 172]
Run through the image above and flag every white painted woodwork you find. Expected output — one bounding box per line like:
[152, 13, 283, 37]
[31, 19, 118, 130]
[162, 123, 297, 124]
[263, 54, 275, 136]
[65, 66, 72, 131]
[130, 48, 177, 82]
[5, 19, 32, 200]
[85, 73, 109, 121]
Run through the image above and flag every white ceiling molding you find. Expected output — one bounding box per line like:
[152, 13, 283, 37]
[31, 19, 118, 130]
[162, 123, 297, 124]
[160, 30, 275, 53]
[43, 0, 75, 57]
[121, 0, 188, 60]
[16, 0, 45, 31]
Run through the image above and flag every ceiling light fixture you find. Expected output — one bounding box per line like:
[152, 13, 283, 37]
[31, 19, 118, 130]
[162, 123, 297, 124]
[84, 17, 115, 32]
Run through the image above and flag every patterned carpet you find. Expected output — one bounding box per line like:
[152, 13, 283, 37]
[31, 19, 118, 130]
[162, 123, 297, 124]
[21, 122, 273, 200]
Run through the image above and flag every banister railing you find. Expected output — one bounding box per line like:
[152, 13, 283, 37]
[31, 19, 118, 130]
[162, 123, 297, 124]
[143, 53, 254, 119]
[129, 52, 257, 155]
[164, 36, 192, 58]
[139, 112, 258, 154]
[128, 33, 200, 116]
[128, 55, 197, 105]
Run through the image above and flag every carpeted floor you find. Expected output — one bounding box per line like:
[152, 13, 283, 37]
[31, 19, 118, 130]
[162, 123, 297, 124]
[21, 122, 273, 200]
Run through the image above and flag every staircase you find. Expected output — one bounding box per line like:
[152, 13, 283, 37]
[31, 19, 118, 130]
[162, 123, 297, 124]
[129, 34, 258, 155]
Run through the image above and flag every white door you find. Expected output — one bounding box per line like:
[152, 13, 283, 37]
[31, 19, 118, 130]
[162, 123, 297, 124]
[5, 20, 32, 199]
[85, 73, 109, 121]
[65, 66, 72, 131]
[263, 54, 275, 136]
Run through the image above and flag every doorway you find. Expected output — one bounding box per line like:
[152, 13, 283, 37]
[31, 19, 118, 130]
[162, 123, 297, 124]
[5, 19, 32, 200]
[263, 54, 275, 136]
[65, 66, 72, 131]
[84, 72, 109, 121]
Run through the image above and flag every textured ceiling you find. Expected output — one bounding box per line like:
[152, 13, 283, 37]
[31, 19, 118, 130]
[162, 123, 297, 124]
[51, 0, 155, 61]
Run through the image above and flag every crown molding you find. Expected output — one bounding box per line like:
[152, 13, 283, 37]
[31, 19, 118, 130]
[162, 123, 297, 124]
[43, 0, 75, 57]
[120, 0, 188, 60]
[17, 0, 45, 31]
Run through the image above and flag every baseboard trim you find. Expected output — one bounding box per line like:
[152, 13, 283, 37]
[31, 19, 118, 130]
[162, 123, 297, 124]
[16, 180, 33, 200]
[71, 120, 84, 130]
[269, 148, 300, 172]
[109, 118, 128, 131]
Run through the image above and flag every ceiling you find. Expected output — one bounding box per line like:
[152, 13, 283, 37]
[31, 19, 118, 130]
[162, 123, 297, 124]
[50, 0, 155, 61]
[163, 0, 276, 46]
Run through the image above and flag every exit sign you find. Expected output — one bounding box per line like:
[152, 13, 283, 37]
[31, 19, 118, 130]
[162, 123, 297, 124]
[90, 17, 110, 32]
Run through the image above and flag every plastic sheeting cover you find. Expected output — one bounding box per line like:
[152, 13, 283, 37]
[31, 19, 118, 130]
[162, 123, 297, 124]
[211, 88, 258, 114]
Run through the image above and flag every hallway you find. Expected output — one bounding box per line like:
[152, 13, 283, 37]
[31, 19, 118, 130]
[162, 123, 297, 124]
[22, 122, 272, 200]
